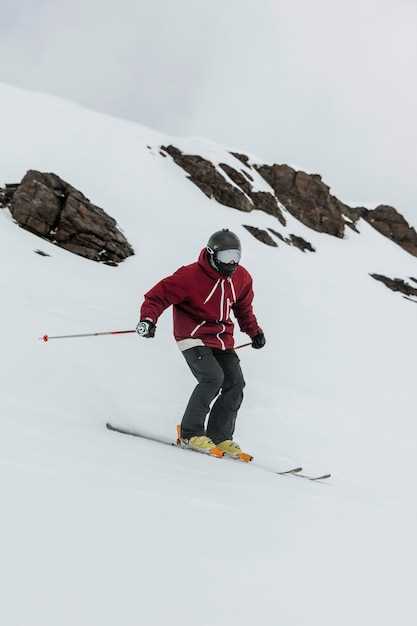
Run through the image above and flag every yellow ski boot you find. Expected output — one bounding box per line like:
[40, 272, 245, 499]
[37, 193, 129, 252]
[216, 440, 253, 463]
[176, 426, 224, 458]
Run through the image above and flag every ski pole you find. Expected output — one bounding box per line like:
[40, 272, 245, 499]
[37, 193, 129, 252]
[40, 329, 136, 342]
[41, 333, 253, 348]
[235, 342, 252, 350]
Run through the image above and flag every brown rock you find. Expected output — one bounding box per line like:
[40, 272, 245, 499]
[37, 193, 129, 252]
[363, 205, 417, 257]
[289, 234, 316, 253]
[370, 273, 417, 298]
[268, 228, 315, 252]
[229, 152, 250, 166]
[9, 170, 134, 265]
[162, 145, 286, 223]
[243, 225, 278, 247]
[251, 191, 285, 222]
[268, 227, 286, 243]
[0, 183, 18, 209]
[220, 163, 286, 224]
[34, 249, 51, 257]
[219, 163, 252, 195]
[0, 188, 6, 209]
[255, 163, 346, 238]
[340, 202, 365, 225]
[241, 170, 254, 182]
[160, 144, 417, 260]
[162, 145, 253, 212]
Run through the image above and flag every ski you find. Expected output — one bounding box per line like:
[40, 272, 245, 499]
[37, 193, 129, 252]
[287, 470, 332, 481]
[106, 422, 330, 481]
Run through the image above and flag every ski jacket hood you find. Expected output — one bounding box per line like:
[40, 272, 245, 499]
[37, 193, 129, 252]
[140, 249, 261, 350]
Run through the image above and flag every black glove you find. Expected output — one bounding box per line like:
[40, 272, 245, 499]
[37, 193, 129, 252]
[136, 320, 156, 338]
[251, 332, 266, 349]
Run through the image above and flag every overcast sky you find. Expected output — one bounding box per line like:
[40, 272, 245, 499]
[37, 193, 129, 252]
[1, 0, 416, 219]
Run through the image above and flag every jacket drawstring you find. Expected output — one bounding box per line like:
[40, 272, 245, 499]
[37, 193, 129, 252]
[204, 278, 221, 304]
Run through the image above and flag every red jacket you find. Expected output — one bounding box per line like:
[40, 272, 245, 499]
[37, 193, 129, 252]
[140, 249, 262, 350]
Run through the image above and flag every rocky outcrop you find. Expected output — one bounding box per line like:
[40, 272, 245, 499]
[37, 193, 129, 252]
[230, 152, 251, 167]
[268, 228, 316, 253]
[6, 170, 134, 265]
[0, 183, 18, 210]
[268, 228, 286, 243]
[342, 205, 364, 230]
[220, 162, 285, 223]
[363, 206, 417, 257]
[255, 163, 351, 238]
[159, 144, 417, 260]
[161, 145, 252, 212]
[160, 145, 286, 224]
[289, 234, 316, 253]
[243, 225, 278, 247]
[160, 146, 363, 237]
[370, 274, 417, 299]
[254, 164, 417, 257]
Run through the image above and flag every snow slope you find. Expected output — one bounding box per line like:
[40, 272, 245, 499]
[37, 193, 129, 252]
[1, 82, 416, 626]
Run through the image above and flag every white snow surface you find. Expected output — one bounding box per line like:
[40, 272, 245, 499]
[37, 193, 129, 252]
[1, 82, 417, 626]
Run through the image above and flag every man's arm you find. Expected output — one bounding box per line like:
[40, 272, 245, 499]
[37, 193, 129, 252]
[140, 267, 188, 323]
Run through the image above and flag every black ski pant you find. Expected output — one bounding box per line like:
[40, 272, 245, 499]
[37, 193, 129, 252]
[180, 346, 245, 444]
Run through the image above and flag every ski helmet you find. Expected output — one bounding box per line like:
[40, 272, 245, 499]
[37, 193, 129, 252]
[206, 229, 241, 276]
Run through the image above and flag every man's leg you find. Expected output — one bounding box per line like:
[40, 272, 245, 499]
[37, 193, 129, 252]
[181, 347, 224, 440]
[206, 349, 245, 444]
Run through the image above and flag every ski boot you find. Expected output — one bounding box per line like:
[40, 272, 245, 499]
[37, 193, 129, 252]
[216, 439, 253, 463]
[176, 425, 224, 458]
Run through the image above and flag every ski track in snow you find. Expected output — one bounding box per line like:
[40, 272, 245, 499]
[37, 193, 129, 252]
[1, 81, 416, 626]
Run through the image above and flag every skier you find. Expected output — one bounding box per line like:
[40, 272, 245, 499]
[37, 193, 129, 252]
[136, 229, 265, 458]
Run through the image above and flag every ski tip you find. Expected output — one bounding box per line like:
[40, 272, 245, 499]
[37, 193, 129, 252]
[310, 473, 332, 481]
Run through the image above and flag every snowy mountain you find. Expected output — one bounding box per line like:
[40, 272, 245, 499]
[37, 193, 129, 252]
[1, 81, 416, 626]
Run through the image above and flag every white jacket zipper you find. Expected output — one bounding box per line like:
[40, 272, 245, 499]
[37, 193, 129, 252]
[219, 279, 225, 321]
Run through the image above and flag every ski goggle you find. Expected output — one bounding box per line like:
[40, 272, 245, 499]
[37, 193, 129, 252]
[215, 248, 241, 264]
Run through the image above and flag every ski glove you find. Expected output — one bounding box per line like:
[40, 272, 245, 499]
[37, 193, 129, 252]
[136, 319, 156, 338]
[251, 332, 266, 349]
